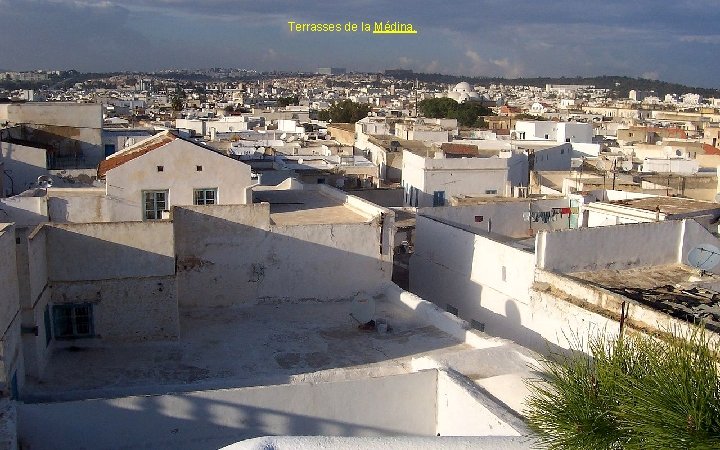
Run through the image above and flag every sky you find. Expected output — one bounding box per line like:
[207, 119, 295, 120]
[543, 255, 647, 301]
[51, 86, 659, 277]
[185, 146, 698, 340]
[1, 0, 720, 88]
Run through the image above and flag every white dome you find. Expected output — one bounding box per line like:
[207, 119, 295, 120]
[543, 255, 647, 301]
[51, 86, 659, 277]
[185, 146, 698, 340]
[453, 82, 474, 93]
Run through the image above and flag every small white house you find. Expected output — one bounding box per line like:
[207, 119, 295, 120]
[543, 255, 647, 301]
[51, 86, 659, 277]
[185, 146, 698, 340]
[98, 131, 253, 221]
[402, 145, 528, 207]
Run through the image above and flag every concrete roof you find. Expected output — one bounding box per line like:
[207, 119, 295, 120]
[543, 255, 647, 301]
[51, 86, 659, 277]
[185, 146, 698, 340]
[368, 135, 432, 155]
[607, 196, 720, 215]
[24, 296, 468, 403]
[253, 189, 371, 225]
[570, 264, 720, 333]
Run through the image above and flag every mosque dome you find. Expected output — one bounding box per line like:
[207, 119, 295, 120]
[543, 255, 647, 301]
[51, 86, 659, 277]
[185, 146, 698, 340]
[454, 82, 473, 93]
[447, 81, 481, 103]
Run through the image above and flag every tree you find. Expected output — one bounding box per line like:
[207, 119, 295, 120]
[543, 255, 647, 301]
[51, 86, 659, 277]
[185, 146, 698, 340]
[525, 327, 720, 449]
[319, 100, 371, 123]
[170, 86, 185, 112]
[277, 95, 299, 107]
[418, 98, 492, 127]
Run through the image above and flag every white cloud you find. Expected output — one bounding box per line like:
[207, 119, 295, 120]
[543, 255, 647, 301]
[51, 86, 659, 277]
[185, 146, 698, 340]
[679, 35, 720, 44]
[642, 71, 660, 80]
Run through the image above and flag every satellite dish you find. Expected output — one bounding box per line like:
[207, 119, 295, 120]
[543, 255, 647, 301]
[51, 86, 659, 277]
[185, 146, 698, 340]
[37, 175, 53, 188]
[350, 294, 375, 324]
[621, 161, 633, 171]
[297, 158, 304, 165]
[687, 244, 720, 271]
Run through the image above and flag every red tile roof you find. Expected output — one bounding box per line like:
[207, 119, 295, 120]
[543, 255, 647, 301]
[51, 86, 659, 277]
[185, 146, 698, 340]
[441, 142, 479, 156]
[97, 131, 176, 178]
[702, 143, 720, 155]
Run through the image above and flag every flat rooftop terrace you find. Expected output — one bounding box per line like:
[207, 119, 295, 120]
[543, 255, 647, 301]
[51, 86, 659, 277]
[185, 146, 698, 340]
[253, 189, 370, 225]
[570, 264, 720, 332]
[24, 296, 469, 403]
[607, 196, 720, 215]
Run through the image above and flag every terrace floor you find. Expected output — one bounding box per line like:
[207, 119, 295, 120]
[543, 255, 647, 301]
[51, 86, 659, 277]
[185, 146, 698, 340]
[24, 296, 469, 403]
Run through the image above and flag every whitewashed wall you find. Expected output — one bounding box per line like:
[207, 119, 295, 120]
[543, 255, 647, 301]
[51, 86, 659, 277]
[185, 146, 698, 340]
[0, 142, 47, 196]
[421, 200, 573, 237]
[17, 226, 52, 380]
[174, 204, 390, 307]
[536, 220, 682, 273]
[409, 216, 537, 348]
[0, 224, 24, 397]
[18, 371, 439, 450]
[0, 196, 47, 227]
[44, 222, 178, 340]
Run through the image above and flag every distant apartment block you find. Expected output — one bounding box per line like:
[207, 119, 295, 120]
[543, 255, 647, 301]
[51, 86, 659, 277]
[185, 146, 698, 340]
[316, 67, 346, 75]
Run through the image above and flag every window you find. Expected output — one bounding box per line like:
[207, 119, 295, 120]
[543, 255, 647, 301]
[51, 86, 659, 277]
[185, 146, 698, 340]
[502, 265, 507, 282]
[143, 190, 168, 220]
[104, 144, 116, 157]
[196, 165, 203, 171]
[44, 304, 52, 346]
[565, 138, 571, 143]
[433, 191, 445, 207]
[194, 188, 217, 205]
[157, 165, 164, 172]
[53, 304, 93, 339]
[485, 189, 498, 195]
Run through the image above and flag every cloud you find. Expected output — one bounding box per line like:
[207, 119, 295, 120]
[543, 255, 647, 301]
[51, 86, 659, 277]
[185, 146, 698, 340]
[1, 1, 720, 87]
[642, 71, 660, 80]
[679, 35, 720, 44]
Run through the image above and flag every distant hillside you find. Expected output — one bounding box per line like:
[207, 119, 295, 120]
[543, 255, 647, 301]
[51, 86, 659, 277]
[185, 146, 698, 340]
[408, 73, 720, 99]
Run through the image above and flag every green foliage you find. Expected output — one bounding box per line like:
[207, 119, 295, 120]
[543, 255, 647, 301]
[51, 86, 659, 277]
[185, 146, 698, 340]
[170, 86, 185, 112]
[515, 113, 547, 121]
[417, 98, 491, 127]
[276, 95, 299, 107]
[526, 329, 720, 449]
[318, 99, 371, 123]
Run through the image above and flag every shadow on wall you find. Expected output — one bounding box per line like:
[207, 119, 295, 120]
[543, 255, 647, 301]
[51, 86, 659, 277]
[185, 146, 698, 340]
[35, 224, 178, 349]
[23, 209, 403, 400]
[172, 206, 391, 308]
[13, 125, 99, 170]
[0, 198, 47, 228]
[409, 216, 570, 357]
[18, 381, 431, 450]
[1, 158, 49, 197]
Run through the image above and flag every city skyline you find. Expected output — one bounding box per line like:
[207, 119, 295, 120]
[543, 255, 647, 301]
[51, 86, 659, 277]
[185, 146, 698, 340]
[2, 0, 720, 88]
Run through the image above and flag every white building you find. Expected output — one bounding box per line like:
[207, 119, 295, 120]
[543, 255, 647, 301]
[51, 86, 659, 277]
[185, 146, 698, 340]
[410, 206, 720, 354]
[512, 120, 599, 157]
[98, 131, 253, 221]
[512, 120, 592, 144]
[640, 157, 699, 174]
[402, 145, 528, 207]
